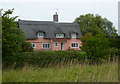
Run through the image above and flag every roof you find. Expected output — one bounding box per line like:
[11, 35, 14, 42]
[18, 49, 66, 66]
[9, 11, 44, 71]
[18, 19, 82, 39]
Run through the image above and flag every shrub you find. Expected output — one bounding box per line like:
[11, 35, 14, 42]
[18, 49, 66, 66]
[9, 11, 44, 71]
[12, 51, 87, 68]
[80, 33, 110, 64]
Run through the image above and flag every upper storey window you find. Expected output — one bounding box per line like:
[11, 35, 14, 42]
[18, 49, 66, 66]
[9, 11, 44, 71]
[37, 32, 44, 37]
[71, 33, 77, 38]
[56, 34, 64, 38]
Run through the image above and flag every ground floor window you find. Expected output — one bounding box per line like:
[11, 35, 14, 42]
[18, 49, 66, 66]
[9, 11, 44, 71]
[55, 42, 58, 47]
[32, 43, 36, 48]
[71, 43, 78, 48]
[42, 43, 50, 49]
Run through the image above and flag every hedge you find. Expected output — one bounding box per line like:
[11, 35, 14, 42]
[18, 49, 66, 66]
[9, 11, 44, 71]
[13, 51, 87, 68]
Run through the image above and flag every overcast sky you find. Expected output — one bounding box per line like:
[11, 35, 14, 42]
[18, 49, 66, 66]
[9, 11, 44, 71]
[1, 0, 119, 30]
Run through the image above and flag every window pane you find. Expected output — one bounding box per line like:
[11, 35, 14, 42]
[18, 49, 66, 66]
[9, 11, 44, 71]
[76, 43, 78, 47]
[56, 34, 64, 38]
[55, 43, 58, 47]
[71, 43, 75, 47]
[73, 43, 75, 47]
[48, 44, 50, 48]
[42, 44, 50, 48]
[32, 44, 35, 48]
[40, 33, 41, 36]
[45, 44, 47, 48]
[43, 44, 45, 48]
[71, 43, 78, 48]
[71, 43, 73, 47]
[41, 33, 44, 37]
[41, 33, 42, 36]
[38, 32, 44, 37]
[71, 33, 76, 38]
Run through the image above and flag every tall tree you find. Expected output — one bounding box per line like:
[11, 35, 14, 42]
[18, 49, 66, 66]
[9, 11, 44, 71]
[102, 18, 117, 37]
[74, 14, 117, 37]
[80, 33, 110, 64]
[2, 9, 33, 67]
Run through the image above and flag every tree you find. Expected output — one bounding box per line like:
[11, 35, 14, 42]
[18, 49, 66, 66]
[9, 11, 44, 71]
[22, 42, 33, 52]
[102, 18, 117, 37]
[108, 36, 120, 61]
[80, 33, 110, 64]
[74, 14, 117, 37]
[2, 9, 33, 67]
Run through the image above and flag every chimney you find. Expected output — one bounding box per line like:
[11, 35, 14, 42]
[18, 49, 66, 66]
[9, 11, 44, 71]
[53, 12, 58, 22]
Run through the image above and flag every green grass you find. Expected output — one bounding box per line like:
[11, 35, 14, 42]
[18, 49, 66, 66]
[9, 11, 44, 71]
[0, 70, 1, 83]
[2, 62, 118, 82]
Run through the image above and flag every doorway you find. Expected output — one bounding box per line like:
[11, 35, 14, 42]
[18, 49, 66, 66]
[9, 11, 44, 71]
[61, 42, 64, 51]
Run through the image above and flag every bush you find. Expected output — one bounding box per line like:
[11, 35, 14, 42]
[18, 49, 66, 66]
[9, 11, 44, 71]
[10, 51, 87, 68]
[80, 33, 110, 64]
[3, 50, 117, 69]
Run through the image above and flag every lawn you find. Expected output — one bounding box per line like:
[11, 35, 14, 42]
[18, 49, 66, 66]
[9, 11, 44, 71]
[2, 62, 118, 82]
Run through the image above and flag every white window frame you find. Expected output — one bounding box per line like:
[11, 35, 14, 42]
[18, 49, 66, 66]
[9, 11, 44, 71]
[37, 32, 44, 37]
[56, 34, 64, 38]
[71, 43, 79, 48]
[55, 42, 58, 47]
[71, 33, 77, 38]
[42, 43, 50, 49]
[32, 43, 36, 48]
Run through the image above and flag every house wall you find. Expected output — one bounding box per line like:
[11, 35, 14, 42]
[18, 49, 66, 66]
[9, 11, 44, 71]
[27, 37, 82, 51]
[26, 37, 52, 51]
[67, 38, 82, 50]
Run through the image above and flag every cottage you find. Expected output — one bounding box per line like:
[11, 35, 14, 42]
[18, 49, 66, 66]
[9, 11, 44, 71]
[18, 13, 82, 51]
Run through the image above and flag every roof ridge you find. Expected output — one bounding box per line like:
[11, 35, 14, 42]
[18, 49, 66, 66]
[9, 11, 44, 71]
[18, 19, 78, 24]
[19, 19, 54, 23]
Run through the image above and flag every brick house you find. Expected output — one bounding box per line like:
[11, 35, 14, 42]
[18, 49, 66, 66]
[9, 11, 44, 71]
[18, 13, 82, 51]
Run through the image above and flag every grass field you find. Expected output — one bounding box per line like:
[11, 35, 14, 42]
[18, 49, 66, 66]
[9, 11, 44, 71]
[2, 61, 118, 82]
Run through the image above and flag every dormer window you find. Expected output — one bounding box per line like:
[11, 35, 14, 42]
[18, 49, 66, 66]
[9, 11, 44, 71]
[56, 34, 64, 38]
[37, 32, 44, 37]
[71, 33, 77, 38]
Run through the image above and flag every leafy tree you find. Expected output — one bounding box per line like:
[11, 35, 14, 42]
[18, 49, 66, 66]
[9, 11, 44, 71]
[74, 14, 117, 37]
[108, 36, 120, 61]
[2, 9, 33, 67]
[22, 42, 33, 52]
[102, 18, 117, 37]
[109, 36, 120, 49]
[80, 33, 110, 64]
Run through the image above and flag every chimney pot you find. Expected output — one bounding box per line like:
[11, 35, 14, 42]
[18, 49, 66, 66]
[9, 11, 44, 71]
[53, 12, 58, 22]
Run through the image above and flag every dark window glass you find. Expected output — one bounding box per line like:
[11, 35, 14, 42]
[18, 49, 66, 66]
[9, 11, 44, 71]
[76, 43, 78, 47]
[55, 42, 58, 47]
[71, 43, 78, 48]
[42, 44, 50, 48]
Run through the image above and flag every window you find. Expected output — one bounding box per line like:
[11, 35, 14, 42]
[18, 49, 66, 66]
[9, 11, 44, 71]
[71, 33, 77, 38]
[71, 43, 79, 48]
[37, 32, 44, 37]
[55, 42, 58, 47]
[42, 43, 50, 49]
[32, 43, 36, 48]
[56, 34, 64, 38]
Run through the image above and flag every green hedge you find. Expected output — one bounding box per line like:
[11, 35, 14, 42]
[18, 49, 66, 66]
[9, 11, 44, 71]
[3, 50, 118, 69]
[14, 51, 87, 68]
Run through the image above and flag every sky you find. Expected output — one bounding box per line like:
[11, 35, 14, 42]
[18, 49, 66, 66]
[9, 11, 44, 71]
[0, 0, 119, 31]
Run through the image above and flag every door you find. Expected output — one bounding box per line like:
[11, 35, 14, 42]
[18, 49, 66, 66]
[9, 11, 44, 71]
[61, 42, 64, 50]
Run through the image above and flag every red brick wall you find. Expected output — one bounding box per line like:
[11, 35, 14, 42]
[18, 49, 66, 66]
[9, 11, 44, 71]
[27, 37, 82, 51]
